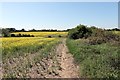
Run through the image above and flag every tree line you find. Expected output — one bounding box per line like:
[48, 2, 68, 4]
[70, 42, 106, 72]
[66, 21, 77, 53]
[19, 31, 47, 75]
[0, 28, 69, 37]
[0, 27, 120, 37]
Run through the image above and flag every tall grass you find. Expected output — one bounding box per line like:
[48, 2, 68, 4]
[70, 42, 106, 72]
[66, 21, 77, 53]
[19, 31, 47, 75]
[66, 39, 119, 78]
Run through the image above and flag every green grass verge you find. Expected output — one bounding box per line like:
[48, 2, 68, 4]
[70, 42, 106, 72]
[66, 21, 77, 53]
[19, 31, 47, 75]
[66, 39, 119, 78]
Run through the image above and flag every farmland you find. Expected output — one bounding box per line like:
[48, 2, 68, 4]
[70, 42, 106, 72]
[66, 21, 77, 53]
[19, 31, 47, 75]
[11, 32, 67, 37]
[2, 32, 67, 78]
[113, 31, 120, 35]
[1, 27, 120, 78]
[2, 32, 68, 57]
[2, 37, 59, 59]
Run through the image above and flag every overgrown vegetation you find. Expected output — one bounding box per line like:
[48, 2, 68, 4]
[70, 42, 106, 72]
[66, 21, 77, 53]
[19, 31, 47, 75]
[10, 33, 34, 37]
[0, 28, 68, 37]
[88, 28, 120, 45]
[68, 24, 92, 39]
[67, 24, 120, 78]
[67, 39, 119, 78]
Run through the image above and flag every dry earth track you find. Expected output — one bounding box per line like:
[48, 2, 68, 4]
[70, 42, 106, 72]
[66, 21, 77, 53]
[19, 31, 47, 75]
[56, 39, 79, 78]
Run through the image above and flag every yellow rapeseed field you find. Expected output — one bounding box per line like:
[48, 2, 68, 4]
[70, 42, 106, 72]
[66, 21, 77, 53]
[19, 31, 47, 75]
[12, 32, 68, 37]
[113, 31, 120, 35]
[2, 37, 59, 58]
[2, 32, 63, 78]
[2, 37, 55, 48]
[2, 31, 68, 59]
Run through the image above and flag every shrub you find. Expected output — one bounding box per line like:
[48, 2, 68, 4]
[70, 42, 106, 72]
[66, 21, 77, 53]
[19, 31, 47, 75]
[10, 34, 16, 37]
[88, 28, 120, 45]
[58, 35, 62, 37]
[2, 28, 10, 37]
[68, 24, 92, 39]
[48, 35, 52, 38]
[10, 34, 34, 37]
[88, 37, 106, 45]
[31, 35, 34, 37]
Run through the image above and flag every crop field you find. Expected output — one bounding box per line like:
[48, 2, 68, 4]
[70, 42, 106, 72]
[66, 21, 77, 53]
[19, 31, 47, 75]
[2, 32, 67, 58]
[113, 31, 120, 35]
[1, 32, 67, 78]
[2, 37, 59, 59]
[11, 32, 68, 37]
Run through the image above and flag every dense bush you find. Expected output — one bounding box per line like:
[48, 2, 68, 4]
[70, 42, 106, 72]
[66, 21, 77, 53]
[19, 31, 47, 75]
[88, 29, 120, 45]
[2, 28, 10, 37]
[48, 35, 52, 38]
[68, 25, 120, 44]
[88, 37, 106, 45]
[68, 24, 92, 39]
[58, 35, 62, 37]
[10, 34, 16, 37]
[10, 33, 34, 37]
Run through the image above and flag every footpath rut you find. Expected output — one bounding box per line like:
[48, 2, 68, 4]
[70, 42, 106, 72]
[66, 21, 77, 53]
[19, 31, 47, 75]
[56, 39, 79, 78]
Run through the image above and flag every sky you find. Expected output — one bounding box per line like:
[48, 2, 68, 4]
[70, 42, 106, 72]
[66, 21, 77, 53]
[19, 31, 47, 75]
[0, 0, 119, 2]
[0, 2, 118, 30]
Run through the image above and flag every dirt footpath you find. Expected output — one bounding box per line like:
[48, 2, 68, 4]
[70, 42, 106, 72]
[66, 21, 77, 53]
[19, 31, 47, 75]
[56, 39, 79, 78]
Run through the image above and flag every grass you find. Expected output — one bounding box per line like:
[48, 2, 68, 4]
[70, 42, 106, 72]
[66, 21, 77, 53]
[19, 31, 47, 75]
[66, 39, 119, 78]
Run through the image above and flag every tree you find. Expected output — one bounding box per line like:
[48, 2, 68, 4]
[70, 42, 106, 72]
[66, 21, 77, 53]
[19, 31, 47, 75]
[68, 24, 92, 39]
[10, 34, 16, 37]
[29, 29, 36, 32]
[7, 28, 16, 32]
[2, 28, 10, 37]
[21, 28, 26, 32]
